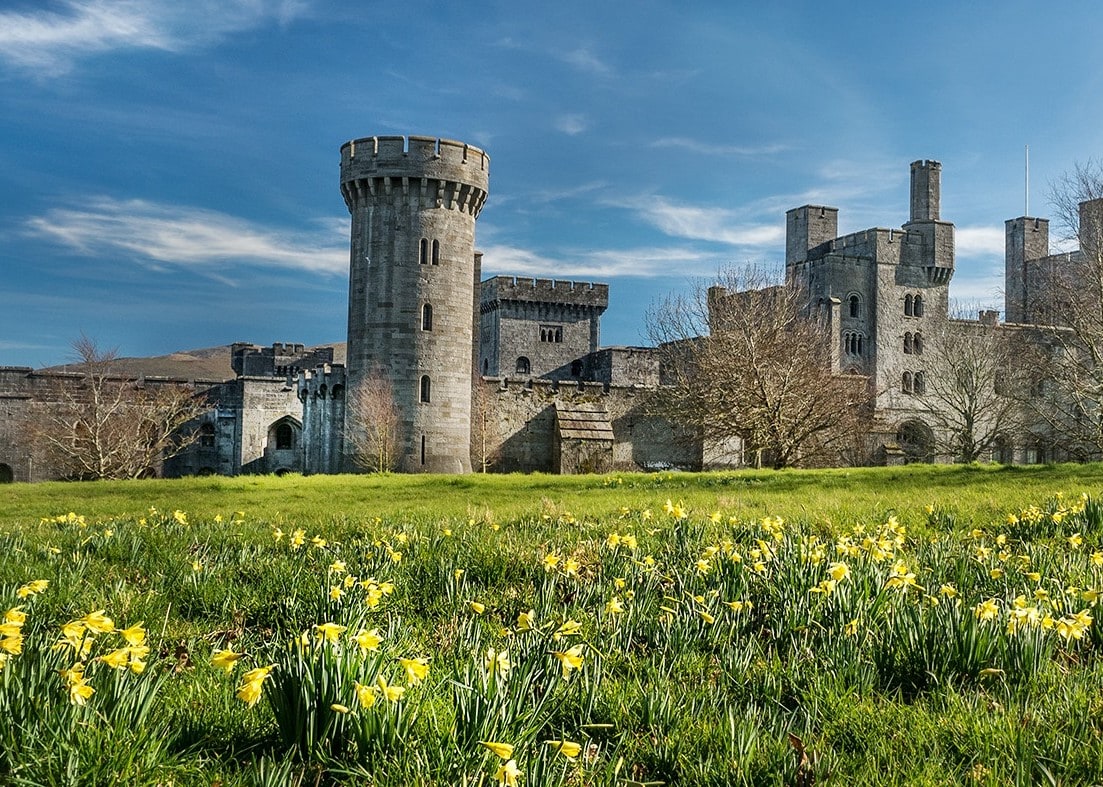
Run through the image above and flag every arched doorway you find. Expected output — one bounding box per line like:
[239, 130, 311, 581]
[0, 463, 13, 483]
[896, 420, 934, 464]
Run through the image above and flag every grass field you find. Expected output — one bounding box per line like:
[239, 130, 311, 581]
[2, 465, 1103, 785]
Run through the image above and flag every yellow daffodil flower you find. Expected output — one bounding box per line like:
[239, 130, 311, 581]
[354, 628, 382, 652]
[480, 740, 514, 759]
[399, 656, 429, 685]
[211, 649, 243, 673]
[545, 739, 582, 760]
[553, 644, 585, 679]
[494, 759, 521, 786]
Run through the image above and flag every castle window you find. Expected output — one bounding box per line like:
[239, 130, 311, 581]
[904, 332, 913, 354]
[331, 384, 344, 400]
[914, 294, 925, 317]
[482, 358, 489, 374]
[914, 371, 926, 395]
[419, 238, 428, 265]
[913, 332, 923, 354]
[515, 356, 531, 375]
[422, 303, 433, 331]
[421, 435, 426, 465]
[199, 423, 216, 448]
[571, 359, 583, 377]
[540, 325, 563, 343]
[902, 371, 913, 394]
[275, 422, 294, 450]
[431, 239, 440, 265]
[848, 294, 861, 318]
[904, 294, 914, 317]
[419, 375, 431, 403]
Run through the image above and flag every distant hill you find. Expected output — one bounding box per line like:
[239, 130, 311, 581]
[39, 342, 347, 381]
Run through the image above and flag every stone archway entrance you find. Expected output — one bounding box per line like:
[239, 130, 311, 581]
[896, 420, 935, 464]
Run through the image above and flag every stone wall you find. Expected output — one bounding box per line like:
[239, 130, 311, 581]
[477, 377, 699, 473]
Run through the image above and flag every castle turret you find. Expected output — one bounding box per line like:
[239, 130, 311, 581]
[1004, 216, 1049, 323]
[909, 160, 941, 222]
[340, 135, 489, 472]
[785, 205, 838, 269]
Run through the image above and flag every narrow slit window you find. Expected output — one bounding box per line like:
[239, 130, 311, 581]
[422, 303, 433, 331]
[419, 375, 431, 403]
[431, 239, 440, 265]
[419, 238, 428, 265]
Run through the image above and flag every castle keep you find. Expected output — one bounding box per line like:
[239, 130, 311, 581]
[1, 138, 1101, 481]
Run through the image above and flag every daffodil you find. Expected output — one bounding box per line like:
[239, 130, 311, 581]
[376, 674, 405, 703]
[399, 656, 429, 685]
[354, 628, 382, 652]
[494, 758, 522, 786]
[828, 562, 850, 582]
[486, 647, 511, 678]
[235, 664, 275, 707]
[117, 623, 146, 646]
[553, 644, 585, 679]
[354, 681, 376, 708]
[102, 647, 135, 671]
[211, 649, 243, 673]
[480, 740, 515, 759]
[82, 610, 114, 634]
[16, 579, 48, 598]
[605, 596, 624, 615]
[552, 619, 582, 640]
[315, 622, 347, 643]
[469, 601, 486, 615]
[516, 609, 535, 631]
[0, 634, 23, 655]
[545, 739, 582, 760]
[3, 607, 24, 626]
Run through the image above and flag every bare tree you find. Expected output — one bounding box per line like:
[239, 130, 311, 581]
[1024, 162, 1103, 458]
[647, 267, 872, 469]
[345, 371, 402, 473]
[908, 310, 1023, 462]
[33, 335, 206, 480]
[470, 381, 501, 473]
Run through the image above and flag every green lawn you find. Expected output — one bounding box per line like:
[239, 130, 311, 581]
[1, 465, 1102, 785]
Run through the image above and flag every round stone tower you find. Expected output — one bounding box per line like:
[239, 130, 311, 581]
[340, 135, 489, 472]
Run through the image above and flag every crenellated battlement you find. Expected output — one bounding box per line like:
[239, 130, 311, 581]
[480, 276, 609, 309]
[340, 135, 489, 216]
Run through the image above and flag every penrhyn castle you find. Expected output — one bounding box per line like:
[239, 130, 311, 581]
[0, 135, 1098, 481]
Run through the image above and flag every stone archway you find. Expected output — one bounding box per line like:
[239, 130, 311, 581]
[0, 463, 12, 483]
[896, 420, 935, 464]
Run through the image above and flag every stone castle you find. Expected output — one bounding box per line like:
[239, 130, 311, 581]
[0, 135, 1097, 481]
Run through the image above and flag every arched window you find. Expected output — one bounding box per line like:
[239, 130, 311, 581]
[848, 294, 861, 318]
[913, 332, 923, 354]
[422, 303, 433, 331]
[275, 422, 294, 450]
[914, 294, 925, 317]
[904, 332, 913, 354]
[857, 336, 863, 355]
[419, 238, 428, 265]
[431, 239, 440, 265]
[331, 384, 344, 399]
[902, 371, 913, 394]
[515, 356, 531, 375]
[914, 371, 926, 395]
[419, 375, 431, 403]
[904, 294, 914, 317]
[571, 359, 583, 377]
[199, 423, 216, 448]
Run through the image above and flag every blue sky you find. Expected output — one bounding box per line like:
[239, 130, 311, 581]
[2, 0, 1103, 368]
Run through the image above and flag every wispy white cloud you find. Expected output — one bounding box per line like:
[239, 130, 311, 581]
[481, 243, 719, 279]
[619, 196, 784, 248]
[556, 113, 589, 136]
[560, 47, 612, 76]
[651, 137, 788, 157]
[25, 197, 347, 276]
[955, 225, 1005, 256]
[0, 0, 309, 75]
